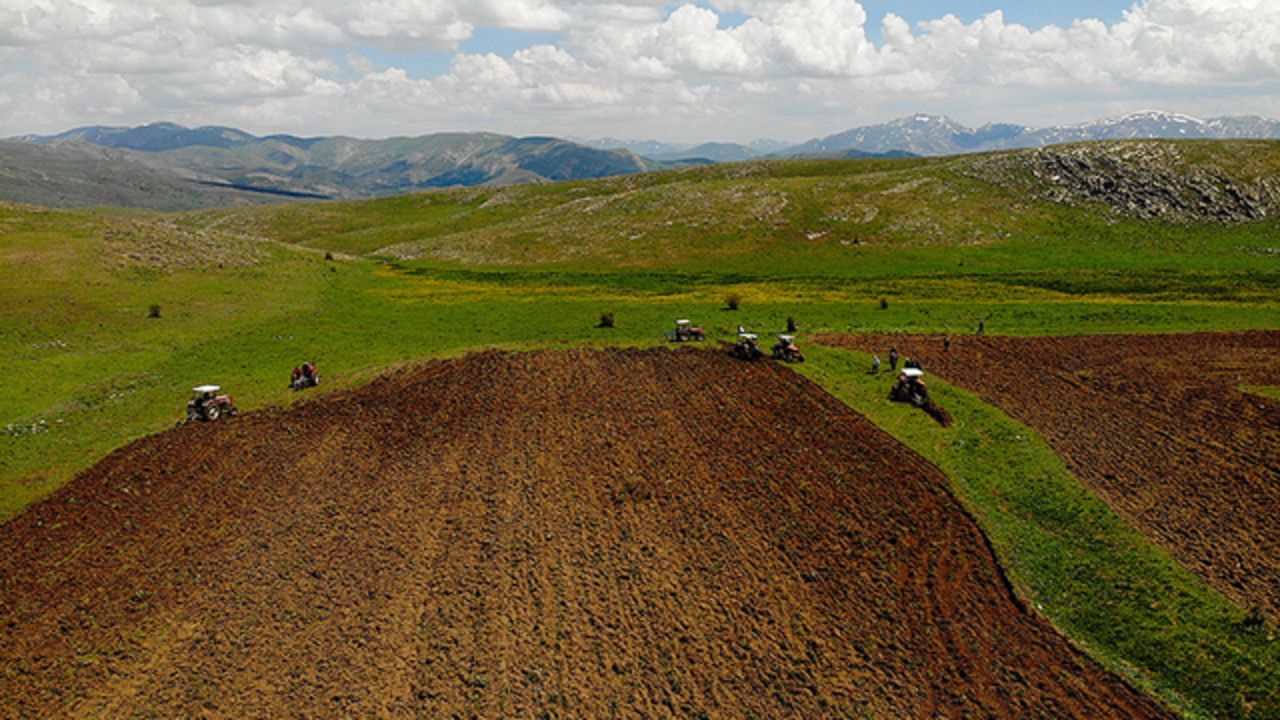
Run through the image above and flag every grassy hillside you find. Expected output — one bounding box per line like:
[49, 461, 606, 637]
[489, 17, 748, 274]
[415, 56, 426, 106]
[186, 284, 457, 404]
[185, 142, 1280, 302]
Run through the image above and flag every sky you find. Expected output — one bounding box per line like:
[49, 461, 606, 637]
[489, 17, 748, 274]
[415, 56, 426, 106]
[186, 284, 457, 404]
[1, 0, 1277, 143]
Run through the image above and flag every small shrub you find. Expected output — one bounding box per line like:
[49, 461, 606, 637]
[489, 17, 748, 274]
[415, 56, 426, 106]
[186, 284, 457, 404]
[597, 312, 615, 328]
[147, 304, 162, 319]
[879, 298, 889, 310]
[725, 294, 741, 311]
[1242, 605, 1268, 634]
[786, 316, 797, 332]
[324, 251, 334, 261]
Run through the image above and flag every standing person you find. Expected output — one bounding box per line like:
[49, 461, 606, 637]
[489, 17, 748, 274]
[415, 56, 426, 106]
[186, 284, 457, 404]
[871, 354, 881, 374]
[977, 319, 985, 336]
[889, 347, 899, 371]
[943, 335, 951, 352]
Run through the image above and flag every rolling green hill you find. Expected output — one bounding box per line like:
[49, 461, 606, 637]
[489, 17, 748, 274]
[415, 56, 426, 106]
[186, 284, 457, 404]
[184, 140, 1280, 302]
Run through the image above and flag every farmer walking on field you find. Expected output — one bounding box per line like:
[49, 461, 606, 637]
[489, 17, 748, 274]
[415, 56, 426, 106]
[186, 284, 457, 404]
[889, 347, 898, 371]
[871, 354, 881, 374]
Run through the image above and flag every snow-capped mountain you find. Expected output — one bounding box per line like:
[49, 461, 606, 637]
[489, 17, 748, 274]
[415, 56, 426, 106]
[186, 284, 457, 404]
[783, 114, 972, 156]
[779, 111, 1280, 157]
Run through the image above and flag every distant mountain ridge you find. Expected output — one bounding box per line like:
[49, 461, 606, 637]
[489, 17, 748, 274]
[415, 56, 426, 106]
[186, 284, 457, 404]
[0, 140, 307, 211]
[580, 137, 789, 162]
[781, 111, 1280, 157]
[580, 111, 1280, 160]
[8, 112, 1280, 211]
[11, 124, 651, 203]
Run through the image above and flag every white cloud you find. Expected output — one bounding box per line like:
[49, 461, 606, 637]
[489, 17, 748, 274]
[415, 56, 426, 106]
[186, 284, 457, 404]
[0, 0, 1277, 141]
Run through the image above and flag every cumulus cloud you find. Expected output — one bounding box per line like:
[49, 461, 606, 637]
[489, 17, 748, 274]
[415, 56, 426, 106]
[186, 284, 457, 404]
[0, 0, 1277, 140]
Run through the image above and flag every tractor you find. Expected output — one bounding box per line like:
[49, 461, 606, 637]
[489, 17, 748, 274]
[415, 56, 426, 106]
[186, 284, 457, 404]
[888, 366, 952, 425]
[184, 385, 237, 423]
[771, 334, 805, 363]
[668, 318, 706, 342]
[730, 332, 764, 360]
[889, 368, 929, 407]
[290, 361, 320, 390]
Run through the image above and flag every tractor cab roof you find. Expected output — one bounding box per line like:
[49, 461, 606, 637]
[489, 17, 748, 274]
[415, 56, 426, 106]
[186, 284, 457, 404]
[900, 368, 924, 379]
[675, 319, 690, 326]
[192, 384, 221, 394]
[739, 333, 758, 341]
[778, 334, 794, 342]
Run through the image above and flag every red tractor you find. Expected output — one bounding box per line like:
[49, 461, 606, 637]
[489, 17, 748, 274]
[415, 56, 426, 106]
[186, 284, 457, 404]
[889, 368, 929, 407]
[184, 385, 237, 423]
[730, 332, 764, 360]
[290, 361, 320, 390]
[669, 319, 706, 342]
[771, 334, 805, 363]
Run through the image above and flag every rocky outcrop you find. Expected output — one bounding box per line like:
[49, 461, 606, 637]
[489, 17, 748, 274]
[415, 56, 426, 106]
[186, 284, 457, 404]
[967, 142, 1280, 224]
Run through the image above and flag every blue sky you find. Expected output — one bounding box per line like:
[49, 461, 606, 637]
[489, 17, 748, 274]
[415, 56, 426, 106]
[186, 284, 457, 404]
[857, 0, 1128, 34]
[717, 1, 1130, 41]
[346, 27, 567, 81]
[2, 0, 1277, 141]
[350, 2, 1137, 81]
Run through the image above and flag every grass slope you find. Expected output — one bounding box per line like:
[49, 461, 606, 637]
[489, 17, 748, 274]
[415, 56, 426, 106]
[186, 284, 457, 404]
[178, 145, 1280, 325]
[798, 346, 1280, 719]
[1242, 385, 1280, 400]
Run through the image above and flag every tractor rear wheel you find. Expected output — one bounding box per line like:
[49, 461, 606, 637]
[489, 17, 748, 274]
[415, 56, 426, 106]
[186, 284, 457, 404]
[206, 405, 220, 420]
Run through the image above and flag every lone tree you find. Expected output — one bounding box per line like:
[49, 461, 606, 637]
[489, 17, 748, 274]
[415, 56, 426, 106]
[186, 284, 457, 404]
[147, 304, 162, 319]
[597, 312, 615, 328]
[725, 294, 742, 311]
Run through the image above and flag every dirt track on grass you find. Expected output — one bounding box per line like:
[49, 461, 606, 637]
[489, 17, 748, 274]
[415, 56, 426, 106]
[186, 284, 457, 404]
[0, 348, 1169, 719]
[817, 331, 1280, 618]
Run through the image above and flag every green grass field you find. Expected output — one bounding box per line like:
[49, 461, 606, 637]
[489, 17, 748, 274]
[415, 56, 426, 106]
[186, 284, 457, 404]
[2, 144, 1278, 718]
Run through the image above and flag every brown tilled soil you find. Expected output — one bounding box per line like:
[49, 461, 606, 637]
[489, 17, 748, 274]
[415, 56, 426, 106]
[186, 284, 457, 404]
[0, 348, 1169, 719]
[817, 331, 1280, 619]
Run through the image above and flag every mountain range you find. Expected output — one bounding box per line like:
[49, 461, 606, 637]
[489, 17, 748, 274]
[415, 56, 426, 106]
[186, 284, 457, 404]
[580, 137, 794, 163]
[4, 111, 1280, 210]
[8, 124, 651, 209]
[778, 111, 1280, 157]
[0, 140, 310, 211]
[581, 111, 1280, 160]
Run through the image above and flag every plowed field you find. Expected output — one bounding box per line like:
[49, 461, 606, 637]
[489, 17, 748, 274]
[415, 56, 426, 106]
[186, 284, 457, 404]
[816, 331, 1280, 618]
[0, 348, 1168, 719]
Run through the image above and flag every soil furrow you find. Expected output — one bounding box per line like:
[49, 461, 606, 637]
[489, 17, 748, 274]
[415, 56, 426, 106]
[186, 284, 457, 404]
[0, 347, 1170, 718]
